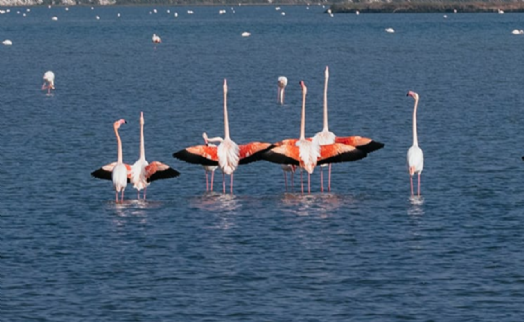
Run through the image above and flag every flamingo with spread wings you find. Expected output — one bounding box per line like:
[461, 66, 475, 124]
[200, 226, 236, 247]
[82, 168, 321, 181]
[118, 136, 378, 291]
[130, 112, 180, 200]
[263, 81, 367, 193]
[313, 66, 384, 192]
[173, 79, 273, 193]
[91, 119, 131, 203]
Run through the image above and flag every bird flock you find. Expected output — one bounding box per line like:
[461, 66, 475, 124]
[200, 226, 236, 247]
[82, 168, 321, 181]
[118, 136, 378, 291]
[50, 66, 425, 202]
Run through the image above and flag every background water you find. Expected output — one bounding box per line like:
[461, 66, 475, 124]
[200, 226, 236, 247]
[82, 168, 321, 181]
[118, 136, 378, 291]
[1, 5, 524, 321]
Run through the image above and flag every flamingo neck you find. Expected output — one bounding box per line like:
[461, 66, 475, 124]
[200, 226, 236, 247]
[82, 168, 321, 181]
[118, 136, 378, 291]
[139, 118, 145, 160]
[206, 136, 223, 143]
[323, 68, 329, 131]
[412, 97, 419, 147]
[223, 82, 230, 140]
[300, 86, 306, 140]
[115, 126, 123, 163]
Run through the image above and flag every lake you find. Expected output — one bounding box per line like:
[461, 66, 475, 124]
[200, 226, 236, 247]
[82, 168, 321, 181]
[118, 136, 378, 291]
[1, 5, 524, 321]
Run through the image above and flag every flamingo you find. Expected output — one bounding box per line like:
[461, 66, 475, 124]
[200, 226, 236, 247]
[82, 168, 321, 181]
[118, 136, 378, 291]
[91, 119, 131, 203]
[42, 71, 55, 95]
[152, 34, 161, 44]
[313, 66, 385, 192]
[202, 132, 218, 191]
[263, 81, 367, 193]
[173, 79, 273, 194]
[277, 76, 288, 105]
[130, 112, 180, 200]
[407, 91, 424, 197]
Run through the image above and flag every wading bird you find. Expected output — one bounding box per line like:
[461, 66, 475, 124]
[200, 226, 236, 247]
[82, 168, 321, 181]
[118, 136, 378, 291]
[42, 71, 55, 95]
[277, 76, 287, 105]
[407, 91, 424, 196]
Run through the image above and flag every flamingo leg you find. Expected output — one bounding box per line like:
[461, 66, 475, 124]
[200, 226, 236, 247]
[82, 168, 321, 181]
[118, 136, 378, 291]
[144, 187, 147, 200]
[121, 190, 125, 203]
[418, 173, 421, 196]
[283, 170, 288, 191]
[320, 167, 324, 192]
[115, 191, 119, 203]
[205, 171, 209, 191]
[328, 164, 332, 192]
[308, 173, 311, 194]
[410, 175, 414, 196]
[230, 173, 234, 194]
[301, 170, 304, 194]
[210, 171, 214, 191]
[222, 172, 226, 194]
[291, 171, 294, 190]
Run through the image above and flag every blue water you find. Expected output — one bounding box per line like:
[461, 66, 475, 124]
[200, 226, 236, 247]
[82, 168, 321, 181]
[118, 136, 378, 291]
[2, 5, 524, 321]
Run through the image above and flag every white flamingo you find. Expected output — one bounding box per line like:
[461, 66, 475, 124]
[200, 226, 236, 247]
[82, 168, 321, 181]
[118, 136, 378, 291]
[42, 71, 55, 95]
[277, 76, 288, 104]
[131, 112, 180, 200]
[407, 91, 424, 196]
[91, 119, 131, 203]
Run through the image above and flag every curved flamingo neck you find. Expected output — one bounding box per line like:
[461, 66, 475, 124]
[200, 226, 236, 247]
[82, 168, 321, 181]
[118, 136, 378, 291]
[412, 96, 419, 147]
[115, 125, 123, 163]
[223, 80, 230, 140]
[139, 114, 145, 160]
[300, 82, 307, 140]
[323, 66, 329, 131]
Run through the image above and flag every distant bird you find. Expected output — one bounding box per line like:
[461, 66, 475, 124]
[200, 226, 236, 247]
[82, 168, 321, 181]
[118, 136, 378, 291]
[263, 81, 367, 193]
[152, 33, 161, 44]
[173, 79, 273, 194]
[202, 132, 218, 191]
[2, 39, 12, 46]
[91, 119, 131, 203]
[51, 16, 58, 21]
[42, 71, 55, 95]
[277, 76, 288, 105]
[407, 91, 424, 197]
[385, 28, 395, 33]
[130, 112, 180, 200]
[242, 32, 251, 37]
[511, 29, 524, 35]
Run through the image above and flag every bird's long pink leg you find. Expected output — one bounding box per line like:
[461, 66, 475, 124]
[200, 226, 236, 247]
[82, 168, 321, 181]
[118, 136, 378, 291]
[210, 171, 214, 191]
[284, 170, 288, 191]
[222, 172, 226, 194]
[144, 187, 147, 200]
[301, 170, 304, 194]
[320, 167, 324, 192]
[410, 176, 414, 196]
[121, 190, 125, 203]
[308, 173, 311, 194]
[230, 173, 233, 194]
[205, 171, 209, 191]
[418, 174, 421, 196]
[328, 164, 332, 192]
[115, 192, 119, 203]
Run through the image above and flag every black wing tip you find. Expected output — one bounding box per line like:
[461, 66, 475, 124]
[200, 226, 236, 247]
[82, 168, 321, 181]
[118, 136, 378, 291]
[522, 156, 524, 161]
[262, 150, 300, 166]
[359, 140, 385, 154]
[91, 168, 112, 181]
[173, 149, 218, 166]
[238, 144, 275, 165]
[148, 167, 181, 182]
[319, 149, 367, 165]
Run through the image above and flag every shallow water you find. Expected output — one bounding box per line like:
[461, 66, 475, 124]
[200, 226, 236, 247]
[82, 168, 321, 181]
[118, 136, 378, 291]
[1, 6, 524, 321]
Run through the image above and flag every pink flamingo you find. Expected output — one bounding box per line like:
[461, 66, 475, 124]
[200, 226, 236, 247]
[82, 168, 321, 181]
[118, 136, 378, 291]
[42, 71, 55, 95]
[91, 119, 131, 203]
[130, 112, 180, 200]
[173, 79, 273, 193]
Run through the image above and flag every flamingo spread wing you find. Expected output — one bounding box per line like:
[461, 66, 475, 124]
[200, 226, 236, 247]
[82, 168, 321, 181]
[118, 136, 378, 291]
[238, 142, 274, 165]
[145, 161, 181, 182]
[317, 143, 367, 165]
[173, 145, 219, 166]
[262, 145, 300, 166]
[334, 136, 384, 154]
[91, 163, 132, 182]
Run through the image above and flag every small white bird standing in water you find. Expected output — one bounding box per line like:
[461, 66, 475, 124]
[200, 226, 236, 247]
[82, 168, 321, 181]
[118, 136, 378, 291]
[152, 33, 161, 43]
[407, 91, 424, 197]
[42, 71, 55, 95]
[277, 76, 287, 105]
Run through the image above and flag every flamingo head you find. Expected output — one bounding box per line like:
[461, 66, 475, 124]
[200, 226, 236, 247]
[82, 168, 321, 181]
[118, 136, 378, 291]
[202, 132, 209, 144]
[407, 91, 419, 101]
[300, 80, 307, 95]
[114, 119, 126, 129]
[278, 76, 287, 89]
[140, 112, 144, 126]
